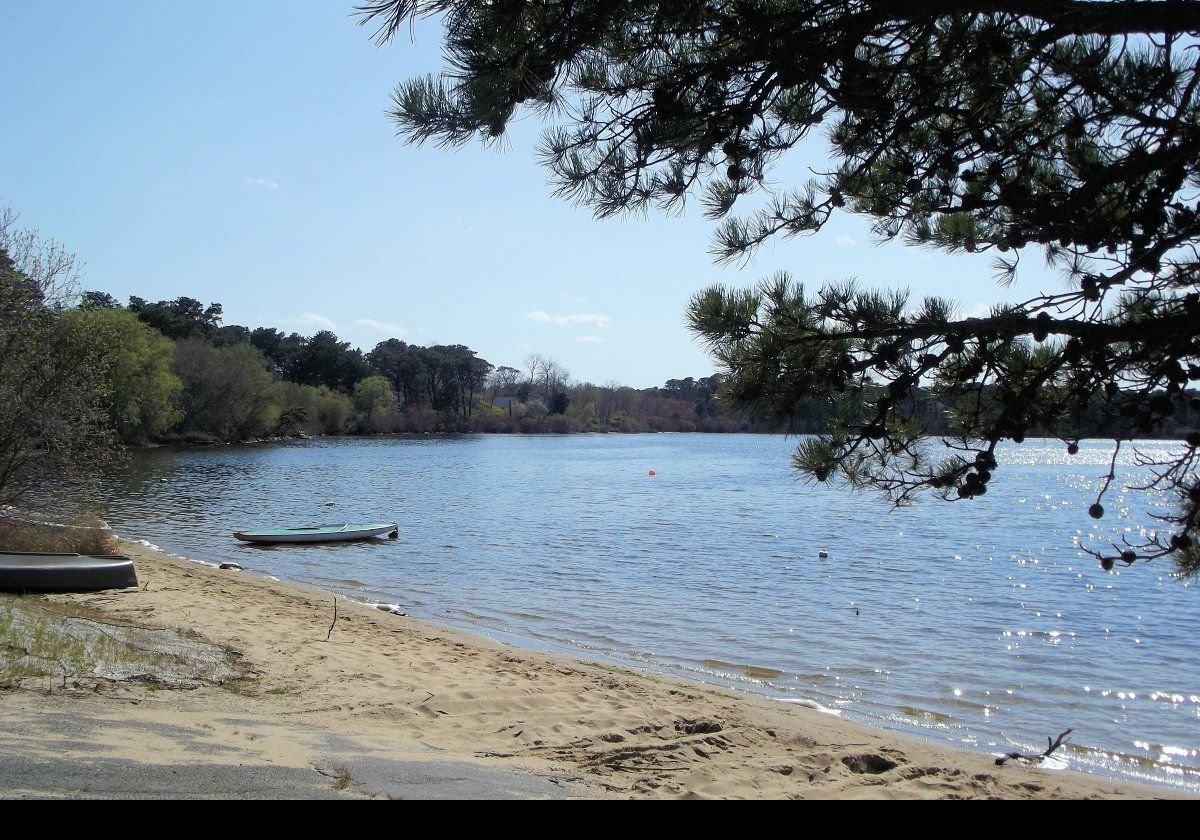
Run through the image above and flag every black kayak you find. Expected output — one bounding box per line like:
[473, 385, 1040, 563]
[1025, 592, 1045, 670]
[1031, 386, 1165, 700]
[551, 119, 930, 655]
[0, 551, 138, 593]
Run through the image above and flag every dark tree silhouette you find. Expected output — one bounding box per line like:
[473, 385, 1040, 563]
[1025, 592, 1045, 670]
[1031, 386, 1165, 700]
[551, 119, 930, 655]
[128, 296, 224, 341]
[361, 1, 1200, 575]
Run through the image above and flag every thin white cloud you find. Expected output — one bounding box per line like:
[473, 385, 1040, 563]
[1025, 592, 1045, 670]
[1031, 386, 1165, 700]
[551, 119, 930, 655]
[558, 292, 590, 304]
[836, 235, 857, 246]
[245, 177, 279, 189]
[526, 310, 612, 327]
[575, 335, 605, 343]
[280, 313, 338, 331]
[356, 318, 407, 336]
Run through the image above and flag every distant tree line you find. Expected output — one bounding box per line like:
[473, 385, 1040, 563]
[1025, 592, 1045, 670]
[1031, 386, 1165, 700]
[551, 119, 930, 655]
[71, 291, 782, 444]
[62, 289, 1200, 447]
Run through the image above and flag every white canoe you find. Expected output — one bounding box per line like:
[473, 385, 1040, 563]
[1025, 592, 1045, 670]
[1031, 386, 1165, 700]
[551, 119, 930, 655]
[233, 523, 398, 544]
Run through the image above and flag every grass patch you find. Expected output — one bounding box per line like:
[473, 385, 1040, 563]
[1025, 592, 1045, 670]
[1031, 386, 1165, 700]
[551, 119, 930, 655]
[331, 766, 353, 791]
[0, 595, 130, 688]
[0, 595, 243, 690]
[0, 518, 119, 555]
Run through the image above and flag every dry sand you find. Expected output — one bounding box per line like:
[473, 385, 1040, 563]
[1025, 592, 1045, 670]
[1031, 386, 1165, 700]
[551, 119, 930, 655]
[0, 542, 1183, 799]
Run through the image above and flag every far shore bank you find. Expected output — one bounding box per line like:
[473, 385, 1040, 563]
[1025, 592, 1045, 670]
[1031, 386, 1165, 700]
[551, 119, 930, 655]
[0, 539, 1186, 799]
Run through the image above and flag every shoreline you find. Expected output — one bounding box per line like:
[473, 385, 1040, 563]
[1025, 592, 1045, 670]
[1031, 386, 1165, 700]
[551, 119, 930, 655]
[1, 539, 1186, 799]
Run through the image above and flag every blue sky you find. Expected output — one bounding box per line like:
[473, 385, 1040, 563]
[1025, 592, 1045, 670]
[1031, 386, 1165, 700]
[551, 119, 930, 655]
[2, 1, 1066, 388]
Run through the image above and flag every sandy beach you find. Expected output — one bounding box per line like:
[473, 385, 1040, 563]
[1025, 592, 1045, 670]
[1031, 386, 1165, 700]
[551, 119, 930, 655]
[0, 541, 1183, 799]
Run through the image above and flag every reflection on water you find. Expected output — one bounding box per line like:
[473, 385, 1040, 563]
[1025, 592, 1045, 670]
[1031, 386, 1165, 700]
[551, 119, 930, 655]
[83, 434, 1199, 791]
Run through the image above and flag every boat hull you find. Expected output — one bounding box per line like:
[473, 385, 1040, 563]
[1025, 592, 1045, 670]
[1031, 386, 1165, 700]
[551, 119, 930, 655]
[233, 523, 399, 544]
[0, 551, 139, 592]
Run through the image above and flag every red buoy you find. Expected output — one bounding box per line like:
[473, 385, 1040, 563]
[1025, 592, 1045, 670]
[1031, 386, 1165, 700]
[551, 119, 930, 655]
[648, 469, 656, 476]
